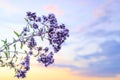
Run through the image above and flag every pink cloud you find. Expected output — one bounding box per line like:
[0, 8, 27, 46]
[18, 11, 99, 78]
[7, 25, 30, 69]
[44, 5, 64, 16]
[93, 8, 107, 19]
[93, 5, 107, 19]
[0, 0, 21, 15]
[93, 0, 113, 19]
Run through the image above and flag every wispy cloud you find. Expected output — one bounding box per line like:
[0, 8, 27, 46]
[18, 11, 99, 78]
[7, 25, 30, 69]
[87, 0, 120, 30]
[80, 40, 120, 77]
[52, 0, 120, 77]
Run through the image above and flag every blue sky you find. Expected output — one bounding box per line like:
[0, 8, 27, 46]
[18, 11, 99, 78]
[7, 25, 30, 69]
[0, 0, 120, 79]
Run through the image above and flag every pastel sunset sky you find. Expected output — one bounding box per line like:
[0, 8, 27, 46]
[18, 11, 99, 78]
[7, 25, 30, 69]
[0, 0, 120, 80]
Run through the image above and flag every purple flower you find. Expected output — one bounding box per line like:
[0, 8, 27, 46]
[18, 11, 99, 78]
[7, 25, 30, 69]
[36, 17, 41, 22]
[23, 27, 28, 32]
[26, 12, 31, 16]
[44, 47, 49, 53]
[26, 12, 36, 21]
[42, 15, 48, 22]
[47, 52, 54, 59]
[38, 28, 43, 36]
[45, 58, 54, 67]
[50, 18, 57, 25]
[48, 27, 54, 34]
[47, 13, 58, 26]
[17, 55, 30, 78]
[37, 53, 46, 63]
[37, 47, 42, 51]
[28, 37, 37, 48]
[33, 23, 38, 29]
[48, 14, 55, 19]
[53, 45, 61, 53]
[59, 24, 65, 29]
[31, 12, 36, 20]
[21, 55, 30, 69]
[25, 66, 30, 71]
[16, 70, 26, 78]
[37, 52, 54, 67]
[29, 50, 33, 55]
[23, 33, 27, 36]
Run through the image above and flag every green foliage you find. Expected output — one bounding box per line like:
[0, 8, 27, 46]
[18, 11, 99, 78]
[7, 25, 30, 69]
[13, 44, 16, 51]
[24, 50, 28, 54]
[24, 18, 28, 22]
[14, 31, 19, 37]
[4, 52, 9, 60]
[20, 42, 23, 49]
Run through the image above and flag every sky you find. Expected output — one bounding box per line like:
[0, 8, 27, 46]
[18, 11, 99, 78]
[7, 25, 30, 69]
[0, 0, 120, 80]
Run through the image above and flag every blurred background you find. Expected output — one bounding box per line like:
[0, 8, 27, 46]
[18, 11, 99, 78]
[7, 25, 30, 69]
[0, 0, 120, 80]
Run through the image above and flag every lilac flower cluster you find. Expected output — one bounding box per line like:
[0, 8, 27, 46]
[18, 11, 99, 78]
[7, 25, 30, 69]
[18, 12, 69, 78]
[0, 11, 69, 78]
[25, 12, 69, 53]
[49, 25, 69, 53]
[47, 15, 69, 53]
[16, 55, 30, 78]
[37, 52, 54, 67]
[26, 12, 41, 22]
[26, 12, 69, 66]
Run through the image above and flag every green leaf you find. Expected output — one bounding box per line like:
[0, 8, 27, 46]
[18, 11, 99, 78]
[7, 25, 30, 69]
[0, 60, 3, 63]
[20, 31, 24, 36]
[1, 39, 7, 44]
[14, 31, 19, 37]
[24, 50, 27, 54]
[20, 42, 23, 49]
[5, 44, 9, 50]
[30, 24, 32, 28]
[0, 56, 1, 59]
[24, 18, 28, 22]
[1, 40, 5, 44]
[9, 62, 14, 69]
[4, 44, 9, 51]
[10, 54, 15, 62]
[13, 44, 16, 51]
[41, 36, 43, 41]
[1, 64, 5, 67]
[4, 52, 9, 60]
